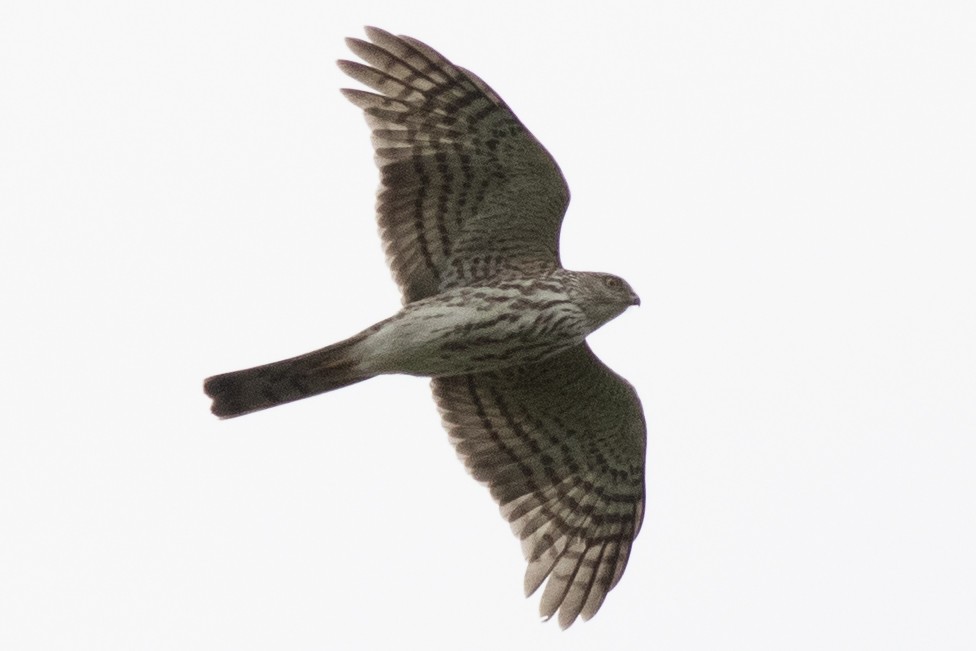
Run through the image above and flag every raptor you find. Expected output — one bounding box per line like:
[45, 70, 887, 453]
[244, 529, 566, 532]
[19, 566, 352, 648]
[205, 27, 646, 628]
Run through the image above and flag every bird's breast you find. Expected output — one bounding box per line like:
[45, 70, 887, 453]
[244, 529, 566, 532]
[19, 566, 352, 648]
[359, 284, 590, 377]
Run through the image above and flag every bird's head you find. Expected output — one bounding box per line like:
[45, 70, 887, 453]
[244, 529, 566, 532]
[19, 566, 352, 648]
[574, 272, 640, 331]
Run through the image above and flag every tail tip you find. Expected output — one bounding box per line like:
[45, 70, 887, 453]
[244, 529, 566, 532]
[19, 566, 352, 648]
[204, 374, 250, 419]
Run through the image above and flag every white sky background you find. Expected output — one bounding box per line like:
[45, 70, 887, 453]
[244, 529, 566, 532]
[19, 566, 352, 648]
[2, 1, 975, 649]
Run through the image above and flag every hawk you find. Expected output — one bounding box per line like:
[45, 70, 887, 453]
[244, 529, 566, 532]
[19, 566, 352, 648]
[205, 27, 646, 628]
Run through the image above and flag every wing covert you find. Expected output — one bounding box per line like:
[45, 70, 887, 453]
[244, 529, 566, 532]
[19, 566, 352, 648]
[339, 27, 571, 303]
[432, 343, 646, 628]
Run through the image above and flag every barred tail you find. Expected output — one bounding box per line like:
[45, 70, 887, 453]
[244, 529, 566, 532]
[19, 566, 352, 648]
[204, 333, 372, 419]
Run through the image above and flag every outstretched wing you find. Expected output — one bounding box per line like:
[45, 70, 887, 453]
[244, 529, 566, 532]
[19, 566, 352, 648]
[432, 343, 646, 628]
[338, 27, 571, 303]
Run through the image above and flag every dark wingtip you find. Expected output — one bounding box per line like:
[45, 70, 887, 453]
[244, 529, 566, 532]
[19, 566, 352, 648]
[362, 26, 392, 41]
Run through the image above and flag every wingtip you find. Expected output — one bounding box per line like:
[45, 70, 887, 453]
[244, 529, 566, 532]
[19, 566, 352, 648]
[558, 610, 577, 630]
[362, 25, 392, 42]
[344, 36, 369, 54]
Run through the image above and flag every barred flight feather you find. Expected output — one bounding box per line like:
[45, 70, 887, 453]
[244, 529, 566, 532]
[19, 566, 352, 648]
[207, 27, 647, 629]
[433, 343, 645, 627]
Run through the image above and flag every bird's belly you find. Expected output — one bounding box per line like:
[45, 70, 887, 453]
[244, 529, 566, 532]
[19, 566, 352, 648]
[360, 289, 587, 377]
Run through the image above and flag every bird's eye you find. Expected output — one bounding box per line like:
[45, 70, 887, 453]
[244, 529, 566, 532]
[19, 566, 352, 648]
[603, 276, 620, 289]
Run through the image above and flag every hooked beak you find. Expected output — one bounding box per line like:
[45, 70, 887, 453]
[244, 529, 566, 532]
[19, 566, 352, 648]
[631, 293, 641, 307]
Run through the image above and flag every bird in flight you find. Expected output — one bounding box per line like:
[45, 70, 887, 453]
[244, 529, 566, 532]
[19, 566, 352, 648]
[204, 26, 646, 628]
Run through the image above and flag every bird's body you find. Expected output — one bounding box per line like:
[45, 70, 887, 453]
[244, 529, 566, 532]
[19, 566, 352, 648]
[207, 270, 638, 417]
[205, 27, 647, 628]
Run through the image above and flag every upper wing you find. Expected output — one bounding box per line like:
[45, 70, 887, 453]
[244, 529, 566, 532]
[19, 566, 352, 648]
[338, 27, 571, 303]
[432, 343, 646, 628]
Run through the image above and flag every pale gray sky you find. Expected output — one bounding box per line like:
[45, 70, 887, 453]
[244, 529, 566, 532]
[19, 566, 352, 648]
[2, 1, 975, 649]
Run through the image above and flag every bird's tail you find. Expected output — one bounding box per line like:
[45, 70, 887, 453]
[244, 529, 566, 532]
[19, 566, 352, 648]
[204, 332, 372, 418]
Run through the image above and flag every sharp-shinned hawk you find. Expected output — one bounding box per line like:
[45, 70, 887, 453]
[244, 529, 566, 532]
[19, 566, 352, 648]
[205, 27, 646, 628]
